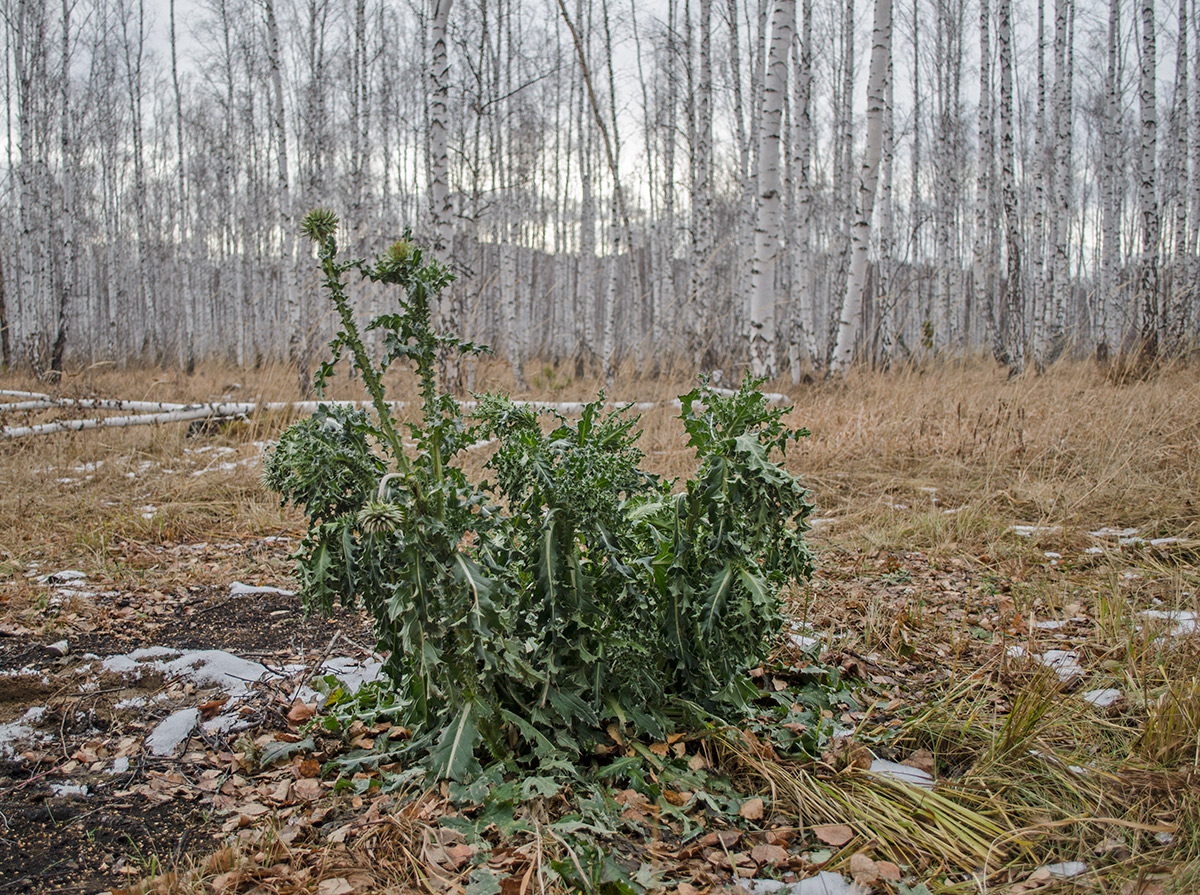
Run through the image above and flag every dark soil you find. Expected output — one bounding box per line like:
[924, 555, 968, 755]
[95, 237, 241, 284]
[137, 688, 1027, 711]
[0, 564, 375, 894]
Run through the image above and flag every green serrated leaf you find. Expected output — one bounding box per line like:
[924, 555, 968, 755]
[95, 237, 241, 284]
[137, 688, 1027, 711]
[429, 702, 480, 782]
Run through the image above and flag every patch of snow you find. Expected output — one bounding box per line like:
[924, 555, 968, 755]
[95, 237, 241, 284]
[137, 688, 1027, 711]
[103, 646, 275, 695]
[1044, 551, 1062, 559]
[943, 506, 968, 514]
[739, 872, 862, 895]
[1089, 527, 1139, 538]
[51, 783, 89, 798]
[789, 633, 822, 651]
[1042, 862, 1088, 878]
[868, 758, 934, 789]
[108, 756, 130, 774]
[114, 696, 148, 709]
[808, 517, 836, 528]
[35, 569, 87, 584]
[202, 711, 251, 736]
[1121, 571, 1143, 581]
[47, 639, 69, 655]
[1035, 619, 1067, 630]
[919, 486, 938, 493]
[161, 651, 272, 695]
[1084, 546, 1104, 555]
[0, 706, 49, 757]
[319, 656, 385, 693]
[1082, 689, 1122, 707]
[1009, 524, 1061, 537]
[1006, 645, 1027, 658]
[229, 581, 295, 597]
[145, 707, 200, 756]
[886, 502, 908, 510]
[1041, 650, 1083, 682]
[1150, 537, 1184, 547]
[1141, 610, 1198, 637]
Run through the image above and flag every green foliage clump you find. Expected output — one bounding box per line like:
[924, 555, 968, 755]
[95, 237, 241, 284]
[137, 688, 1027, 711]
[264, 211, 815, 780]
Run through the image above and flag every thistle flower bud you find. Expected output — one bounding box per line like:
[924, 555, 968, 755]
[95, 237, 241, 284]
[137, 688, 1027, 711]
[387, 240, 414, 264]
[357, 500, 407, 535]
[301, 208, 339, 242]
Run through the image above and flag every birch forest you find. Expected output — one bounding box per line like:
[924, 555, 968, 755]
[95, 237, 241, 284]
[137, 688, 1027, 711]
[3, 0, 1198, 381]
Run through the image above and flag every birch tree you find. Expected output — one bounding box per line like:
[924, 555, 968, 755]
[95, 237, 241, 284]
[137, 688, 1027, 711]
[1139, 0, 1161, 359]
[831, 0, 891, 375]
[747, 0, 793, 378]
[998, 0, 1023, 371]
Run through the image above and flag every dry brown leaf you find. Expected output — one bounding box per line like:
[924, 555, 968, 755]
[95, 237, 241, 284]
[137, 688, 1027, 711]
[317, 878, 356, 895]
[901, 749, 936, 775]
[199, 698, 228, 720]
[211, 870, 244, 894]
[299, 757, 322, 778]
[848, 853, 880, 885]
[676, 884, 702, 895]
[765, 829, 797, 846]
[699, 830, 742, 849]
[750, 843, 789, 865]
[293, 778, 323, 801]
[662, 788, 688, 806]
[812, 824, 854, 846]
[738, 797, 764, 820]
[876, 860, 902, 881]
[688, 753, 711, 771]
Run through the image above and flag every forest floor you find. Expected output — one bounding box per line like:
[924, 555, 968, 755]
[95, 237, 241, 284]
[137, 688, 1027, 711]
[0, 358, 1198, 895]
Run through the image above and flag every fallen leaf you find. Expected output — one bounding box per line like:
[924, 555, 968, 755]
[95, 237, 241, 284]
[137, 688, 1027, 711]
[848, 853, 880, 885]
[738, 797, 764, 820]
[812, 824, 854, 846]
[901, 749, 936, 775]
[877, 860, 902, 881]
[293, 778, 323, 801]
[317, 878, 355, 895]
[699, 830, 742, 849]
[199, 699, 228, 720]
[662, 789, 688, 806]
[750, 843, 789, 865]
[299, 757, 322, 778]
[211, 870, 244, 894]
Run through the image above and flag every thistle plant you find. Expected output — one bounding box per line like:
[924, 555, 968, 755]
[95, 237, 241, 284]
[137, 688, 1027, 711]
[264, 211, 815, 780]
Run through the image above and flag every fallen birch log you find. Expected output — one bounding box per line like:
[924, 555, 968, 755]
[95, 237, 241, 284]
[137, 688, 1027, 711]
[1, 402, 259, 438]
[0, 397, 191, 413]
[1, 392, 788, 439]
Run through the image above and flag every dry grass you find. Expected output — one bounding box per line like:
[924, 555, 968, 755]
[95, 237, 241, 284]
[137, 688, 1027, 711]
[3, 356, 1200, 892]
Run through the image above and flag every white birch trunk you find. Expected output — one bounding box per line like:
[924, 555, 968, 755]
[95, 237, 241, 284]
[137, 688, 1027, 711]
[999, 0, 1024, 371]
[748, 0, 794, 378]
[428, 0, 453, 254]
[1139, 0, 1161, 357]
[831, 0, 891, 375]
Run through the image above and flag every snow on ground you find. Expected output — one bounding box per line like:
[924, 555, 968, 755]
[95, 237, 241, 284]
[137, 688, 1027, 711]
[146, 707, 201, 756]
[867, 758, 935, 789]
[0, 706, 50, 757]
[739, 872, 862, 895]
[229, 581, 295, 597]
